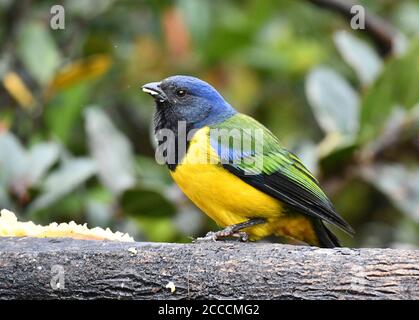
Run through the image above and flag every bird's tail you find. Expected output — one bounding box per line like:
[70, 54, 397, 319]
[312, 219, 341, 248]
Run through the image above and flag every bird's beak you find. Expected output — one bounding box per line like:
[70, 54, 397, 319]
[141, 82, 167, 102]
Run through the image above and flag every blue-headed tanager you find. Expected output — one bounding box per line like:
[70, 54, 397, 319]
[142, 75, 354, 247]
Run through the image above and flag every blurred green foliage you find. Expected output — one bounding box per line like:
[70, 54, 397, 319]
[0, 0, 419, 247]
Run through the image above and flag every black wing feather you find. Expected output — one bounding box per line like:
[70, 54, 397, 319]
[223, 165, 355, 235]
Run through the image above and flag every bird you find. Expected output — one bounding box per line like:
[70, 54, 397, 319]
[142, 75, 354, 247]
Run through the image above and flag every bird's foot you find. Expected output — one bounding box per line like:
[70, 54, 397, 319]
[195, 227, 249, 242]
[194, 218, 265, 243]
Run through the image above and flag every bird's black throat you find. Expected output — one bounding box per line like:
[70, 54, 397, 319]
[153, 103, 194, 171]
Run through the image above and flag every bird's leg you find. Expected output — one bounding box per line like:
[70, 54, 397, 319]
[196, 218, 266, 242]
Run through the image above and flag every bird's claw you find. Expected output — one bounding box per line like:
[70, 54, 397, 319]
[235, 231, 249, 242]
[195, 229, 249, 242]
[195, 231, 218, 242]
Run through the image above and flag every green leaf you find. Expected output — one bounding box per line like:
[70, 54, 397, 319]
[394, 2, 419, 36]
[86, 200, 112, 228]
[333, 30, 382, 86]
[85, 186, 113, 228]
[305, 67, 360, 138]
[29, 158, 97, 212]
[85, 107, 136, 195]
[121, 186, 176, 218]
[361, 164, 419, 222]
[29, 192, 87, 224]
[320, 143, 358, 173]
[17, 21, 62, 85]
[0, 132, 28, 187]
[27, 142, 60, 185]
[0, 187, 11, 209]
[0, 133, 60, 193]
[135, 216, 178, 242]
[245, 21, 325, 74]
[293, 141, 319, 176]
[0, 0, 13, 9]
[360, 40, 419, 143]
[136, 156, 171, 190]
[173, 207, 205, 236]
[65, 0, 115, 18]
[177, 0, 211, 45]
[45, 83, 90, 144]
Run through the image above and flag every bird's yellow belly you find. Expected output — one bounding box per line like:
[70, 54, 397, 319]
[171, 162, 283, 223]
[170, 126, 319, 244]
[170, 127, 284, 239]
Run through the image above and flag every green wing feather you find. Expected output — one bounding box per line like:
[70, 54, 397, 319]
[210, 113, 354, 235]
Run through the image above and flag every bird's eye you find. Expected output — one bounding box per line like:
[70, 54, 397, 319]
[176, 89, 186, 97]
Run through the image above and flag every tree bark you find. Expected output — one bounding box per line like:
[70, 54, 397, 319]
[0, 237, 418, 300]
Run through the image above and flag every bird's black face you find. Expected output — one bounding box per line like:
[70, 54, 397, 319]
[142, 75, 236, 131]
[142, 80, 192, 107]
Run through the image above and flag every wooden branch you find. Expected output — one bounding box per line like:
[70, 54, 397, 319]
[308, 0, 398, 57]
[0, 237, 418, 300]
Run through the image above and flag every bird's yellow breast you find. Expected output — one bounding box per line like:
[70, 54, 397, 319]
[170, 127, 319, 244]
[170, 127, 284, 238]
